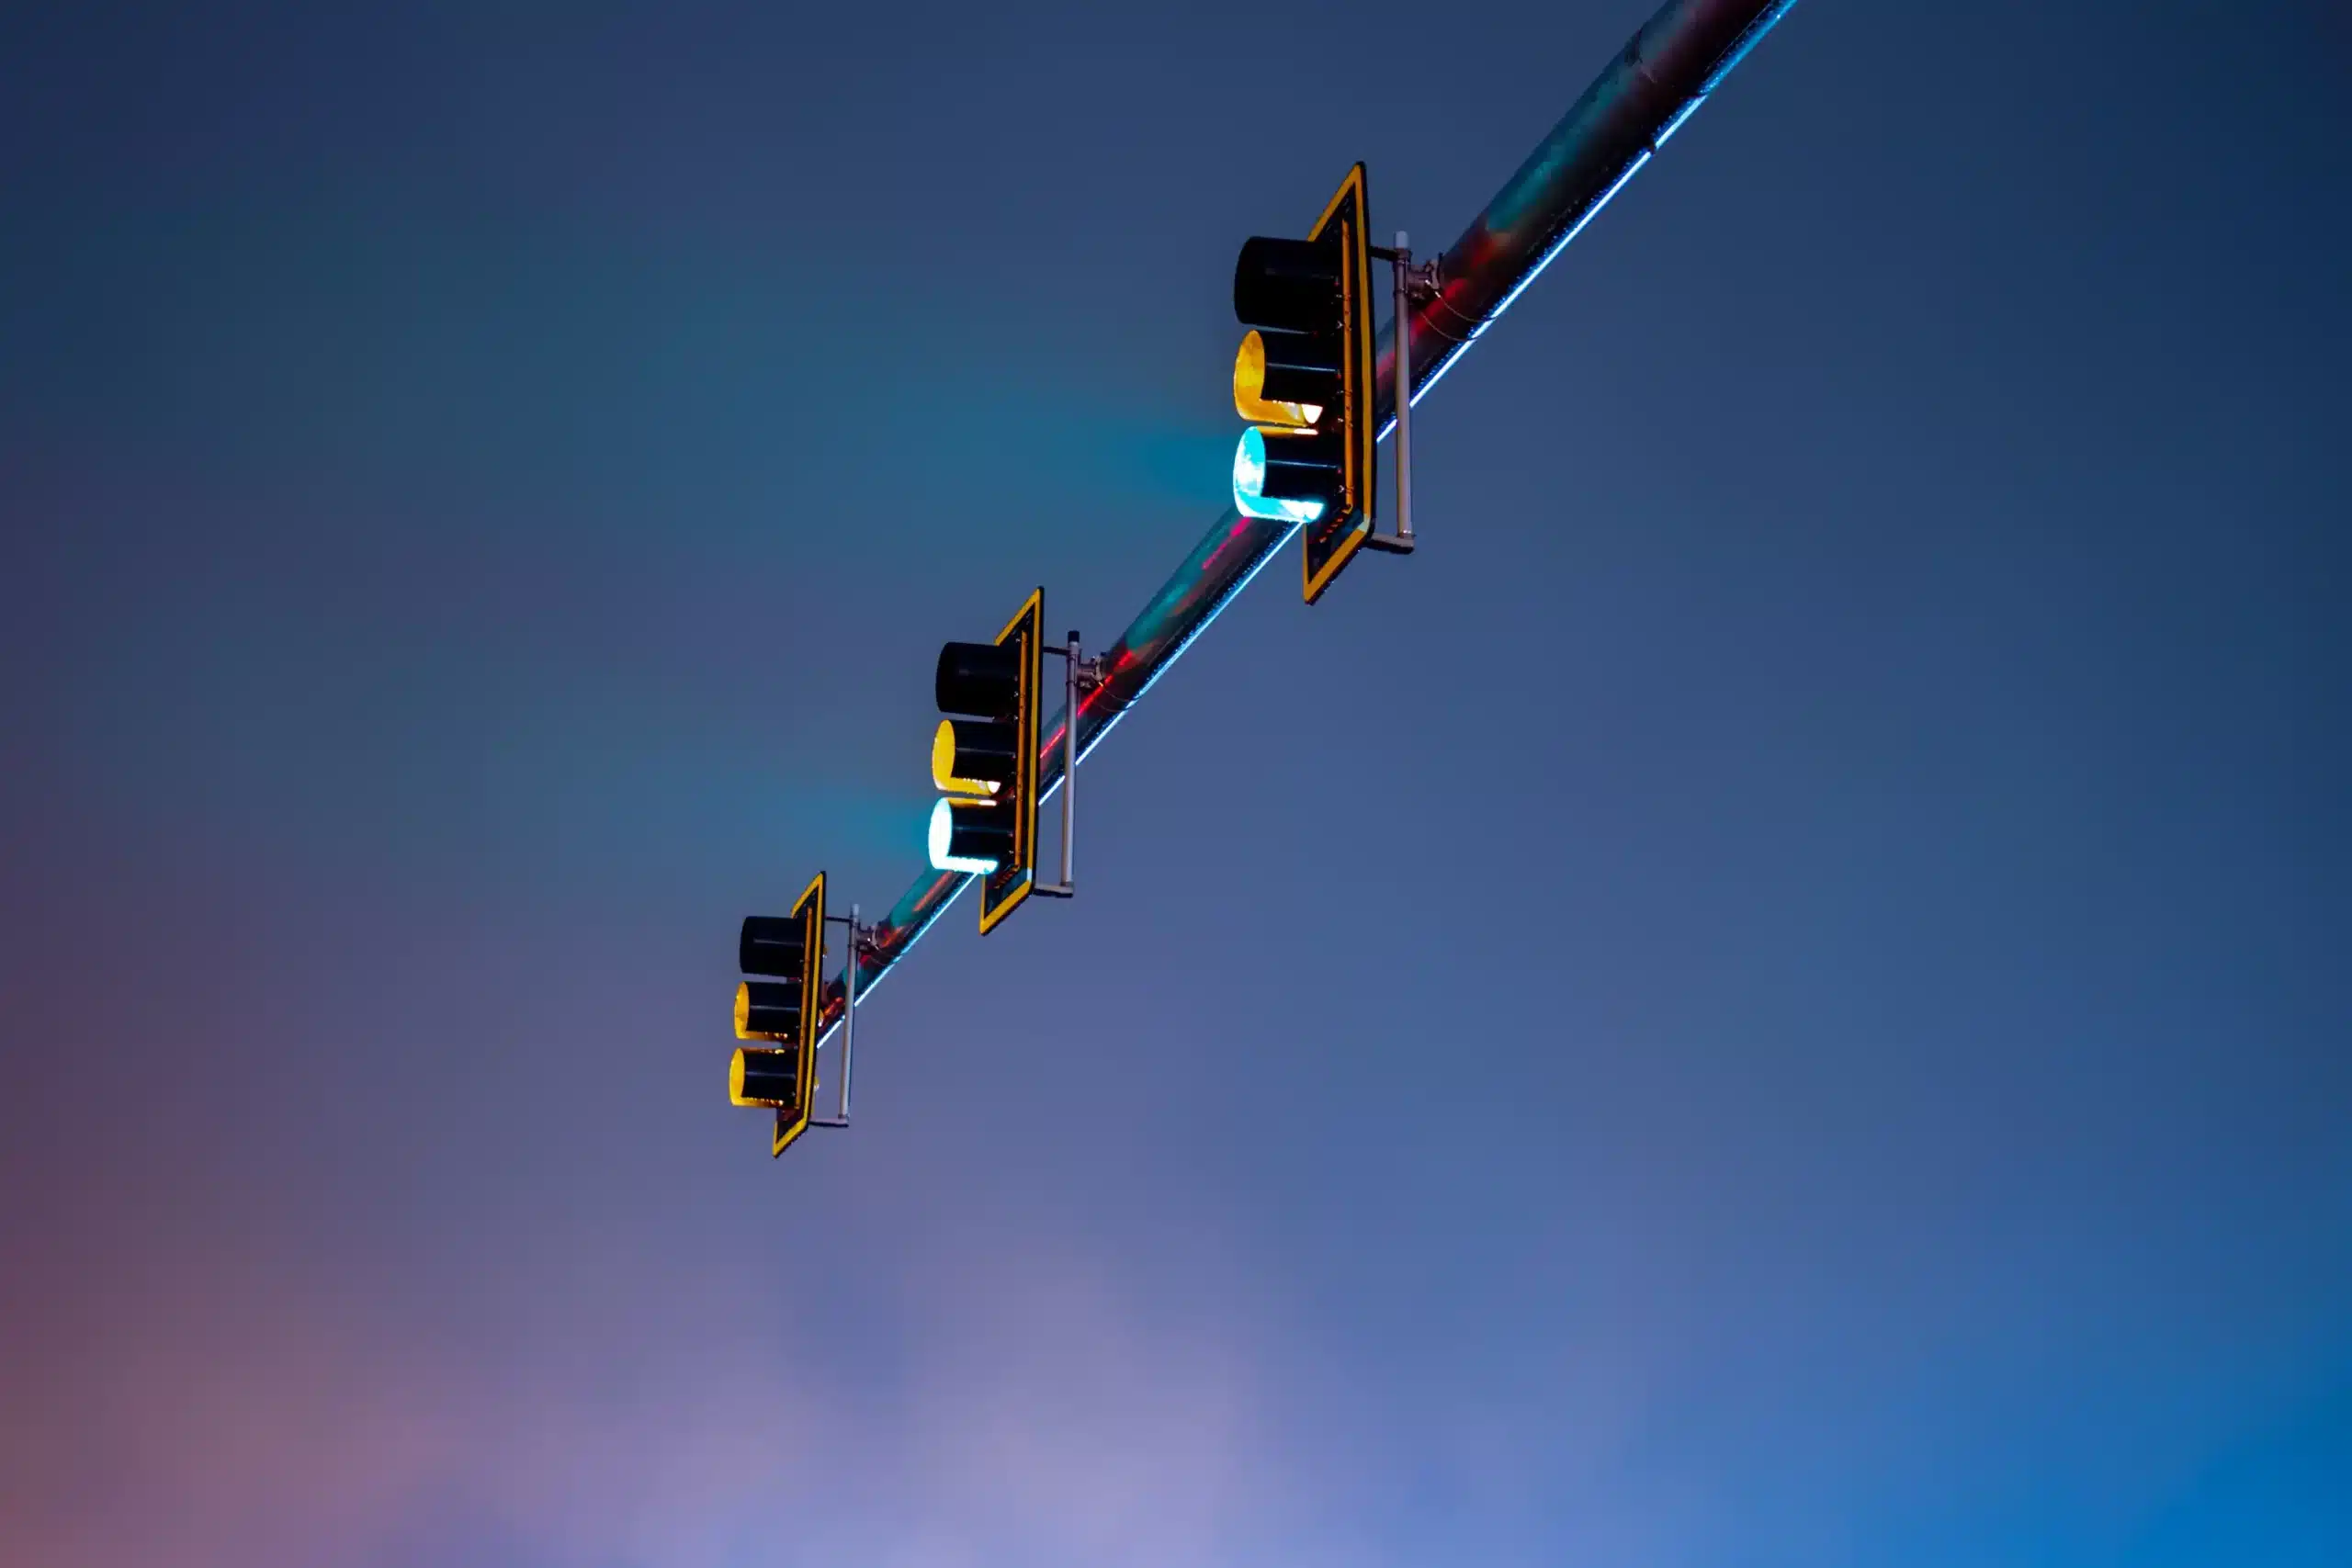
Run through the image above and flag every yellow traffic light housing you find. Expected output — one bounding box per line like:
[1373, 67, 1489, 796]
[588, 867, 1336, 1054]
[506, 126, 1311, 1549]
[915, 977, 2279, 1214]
[1231, 163, 1376, 604]
[928, 589, 1043, 934]
[731, 870, 825, 1155]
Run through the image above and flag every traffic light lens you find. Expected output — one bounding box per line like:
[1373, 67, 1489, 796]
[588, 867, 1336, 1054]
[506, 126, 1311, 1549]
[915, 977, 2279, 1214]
[735, 980, 803, 1041]
[739, 915, 808, 977]
[730, 1045, 802, 1108]
[1234, 330, 1331, 427]
[1234, 235, 1342, 331]
[928, 795, 1013, 874]
[1233, 426, 1334, 523]
[932, 716, 1014, 796]
[936, 641, 1023, 720]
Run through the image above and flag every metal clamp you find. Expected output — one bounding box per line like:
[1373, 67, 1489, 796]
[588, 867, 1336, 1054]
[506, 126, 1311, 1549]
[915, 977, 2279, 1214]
[1371, 247, 1442, 305]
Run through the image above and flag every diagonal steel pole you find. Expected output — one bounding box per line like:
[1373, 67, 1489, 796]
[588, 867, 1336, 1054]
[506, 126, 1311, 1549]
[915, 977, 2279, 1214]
[813, 0, 1804, 1038]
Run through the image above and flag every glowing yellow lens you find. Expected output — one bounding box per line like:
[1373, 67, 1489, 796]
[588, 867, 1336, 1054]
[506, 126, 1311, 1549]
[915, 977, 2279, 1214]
[730, 1046, 797, 1108]
[932, 718, 997, 796]
[1234, 331, 1321, 427]
[733, 982, 752, 1039]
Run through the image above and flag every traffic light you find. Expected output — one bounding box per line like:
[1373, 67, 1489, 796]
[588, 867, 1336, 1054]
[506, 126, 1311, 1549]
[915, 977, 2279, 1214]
[928, 588, 1043, 934]
[731, 871, 825, 1156]
[1232, 162, 1376, 604]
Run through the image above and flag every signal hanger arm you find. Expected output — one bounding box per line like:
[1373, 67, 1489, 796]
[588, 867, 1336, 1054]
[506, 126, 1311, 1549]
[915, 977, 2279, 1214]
[1366, 233, 1442, 557]
[730, 873, 831, 1156]
[930, 590, 1047, 932]
[1031, 631, 1100, 900]
[808, 906, 868, 1130]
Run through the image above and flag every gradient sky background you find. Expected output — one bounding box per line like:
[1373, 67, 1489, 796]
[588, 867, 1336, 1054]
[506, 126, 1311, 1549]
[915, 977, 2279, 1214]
[4, 2, 2348, 1565]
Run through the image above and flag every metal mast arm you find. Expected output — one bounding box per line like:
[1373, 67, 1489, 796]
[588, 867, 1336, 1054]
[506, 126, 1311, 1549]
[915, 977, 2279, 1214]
[810, 0, 1802, 1039]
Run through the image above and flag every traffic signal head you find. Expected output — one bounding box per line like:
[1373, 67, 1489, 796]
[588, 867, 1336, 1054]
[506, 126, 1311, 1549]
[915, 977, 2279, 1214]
[1233, 239, 1343, 526]
[1230, 164, 1375, 604]
[928, 590, 1043, 933]
[730, 871, 825, 1155]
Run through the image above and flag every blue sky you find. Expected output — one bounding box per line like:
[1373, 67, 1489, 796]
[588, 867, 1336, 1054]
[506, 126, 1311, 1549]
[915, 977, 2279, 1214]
[3, 3, 2347, 1565]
